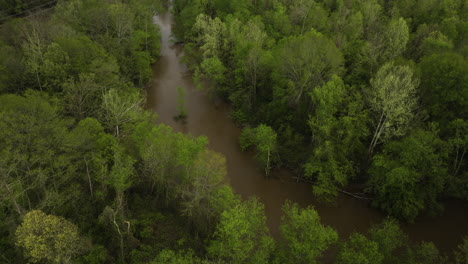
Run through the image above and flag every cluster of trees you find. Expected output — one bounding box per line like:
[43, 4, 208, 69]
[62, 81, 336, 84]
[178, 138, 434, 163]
[0, 0, 467, 263]
[173, 0, 468, 221]
[11, 200, 468, 263]
[0, 0, 216, 262]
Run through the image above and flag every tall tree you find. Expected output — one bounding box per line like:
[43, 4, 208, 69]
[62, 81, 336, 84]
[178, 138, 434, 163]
[367, 62, 419, 157]
[273, 29, 343, 106]
[100, 88, 144, 137]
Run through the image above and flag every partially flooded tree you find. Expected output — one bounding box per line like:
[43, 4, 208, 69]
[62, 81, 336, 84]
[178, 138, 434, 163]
[240, 124, 278, 175]
[175, 86, 187, 120]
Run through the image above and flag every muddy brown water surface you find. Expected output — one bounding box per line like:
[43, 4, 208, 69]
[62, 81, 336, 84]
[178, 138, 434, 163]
[147, 11, 468, 258]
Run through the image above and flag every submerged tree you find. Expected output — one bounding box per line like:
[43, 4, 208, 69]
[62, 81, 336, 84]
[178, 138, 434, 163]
[175, 86, 187, 120]
[240, 124, 278, 175]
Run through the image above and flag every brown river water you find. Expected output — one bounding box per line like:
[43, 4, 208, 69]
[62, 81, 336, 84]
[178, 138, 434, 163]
[147, 11, 468, 257]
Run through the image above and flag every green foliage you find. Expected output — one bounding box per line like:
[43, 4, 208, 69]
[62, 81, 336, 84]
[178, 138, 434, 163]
[151, 249, 201, 264]
[278, 201, 338, 264]
[179, 150, 226, 218]
[0, 91, 74, 216]
[272, 29, 343, 106]
[62, 73, 105, 120]
[240, 124, 278, 175]
[79, 244, 108, 264]
[367, 62, 419, 156]
[420, 31, 454, 56]
[454, 237, 468, 264]
[207, 198, 274, 264]
[337, 233, 383, 264]
[1, 0, 467, 262]
[305, 75, 368, 201]
[368, 128, 448, 221]
[446, 119, 468, 199]
[419, 52, 467, 123]
[16, 210, 85, 263]
[100, 88, 144, 137]
[369, 219, 407, 263]
[406, 241, 448, 264]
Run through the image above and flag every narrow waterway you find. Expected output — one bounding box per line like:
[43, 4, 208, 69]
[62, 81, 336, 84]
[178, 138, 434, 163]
[147, 11, 468, 256]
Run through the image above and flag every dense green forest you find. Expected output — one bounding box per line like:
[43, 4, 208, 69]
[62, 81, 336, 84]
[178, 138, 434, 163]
[0, 0, 467, 263]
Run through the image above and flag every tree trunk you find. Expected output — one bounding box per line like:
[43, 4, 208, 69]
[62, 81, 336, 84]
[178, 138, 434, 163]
[368, 111, 386, 158]
[2, 181, 23, 216]
[84, 158, 93, 197]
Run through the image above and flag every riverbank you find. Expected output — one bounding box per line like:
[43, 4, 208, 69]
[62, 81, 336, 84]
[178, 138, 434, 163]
[147, 10, 468, 255]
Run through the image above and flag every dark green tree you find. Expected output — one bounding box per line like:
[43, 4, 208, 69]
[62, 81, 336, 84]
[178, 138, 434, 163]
[368, 128, 448, 221]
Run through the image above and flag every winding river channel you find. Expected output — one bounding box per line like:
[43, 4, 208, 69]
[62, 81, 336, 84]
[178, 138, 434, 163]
[147, 11, 468, 257]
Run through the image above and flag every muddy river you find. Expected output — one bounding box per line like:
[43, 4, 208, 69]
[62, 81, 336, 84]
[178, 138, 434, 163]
[147, 11, 468, 257]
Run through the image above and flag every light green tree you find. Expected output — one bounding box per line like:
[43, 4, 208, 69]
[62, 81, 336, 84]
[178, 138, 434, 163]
[337, 233, 383, 264]
[366, 17, 408, 71]
[278, 201, 338, 264]
[100, 88, 143, 137]
[132, 122, 178, 198]
[178, 150, 226, 222]
[369, 219, 407, 263]
[16, 210, 84, 264]
[382, 17, 409, 62]
[22, 26, 45, 91]
[207, 198, 274, 264]
[367, 62, 419, 157]
[240, 124, 278, 175]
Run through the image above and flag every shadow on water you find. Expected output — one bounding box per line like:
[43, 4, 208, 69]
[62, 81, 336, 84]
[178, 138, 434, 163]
[146, 11, 468, 260]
